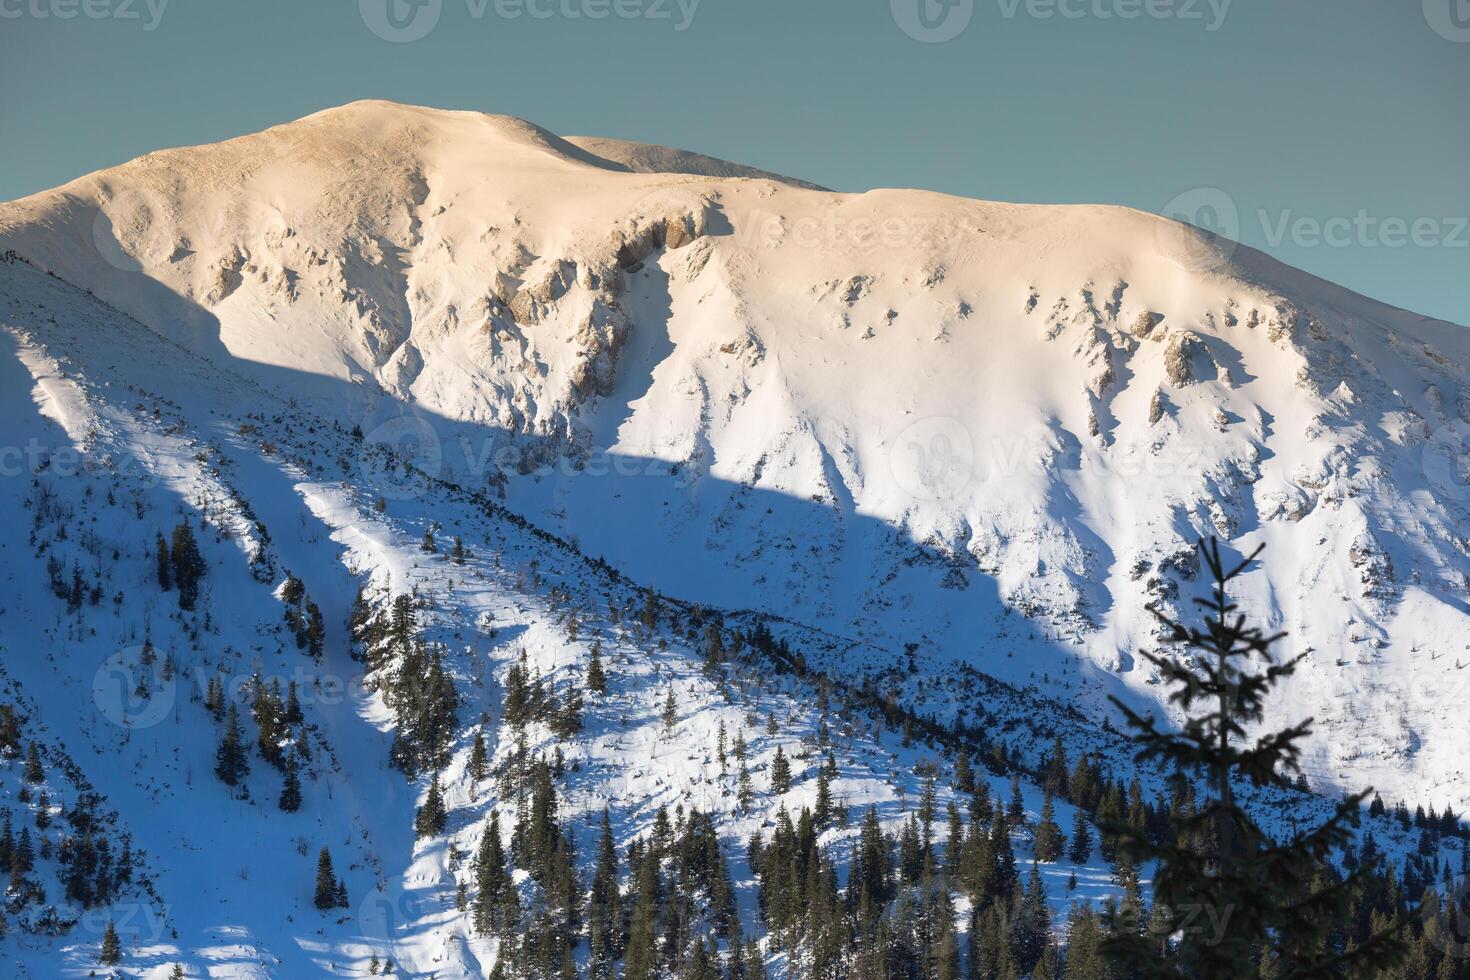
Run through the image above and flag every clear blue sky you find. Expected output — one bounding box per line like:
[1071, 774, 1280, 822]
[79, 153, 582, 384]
[2, 0, 1466, 324]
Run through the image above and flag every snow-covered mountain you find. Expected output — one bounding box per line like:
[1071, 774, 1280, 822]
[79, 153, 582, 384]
[1, 100, 1467, 975]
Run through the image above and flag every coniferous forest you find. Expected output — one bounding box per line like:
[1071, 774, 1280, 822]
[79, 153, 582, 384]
[324, 540, 1469, 979]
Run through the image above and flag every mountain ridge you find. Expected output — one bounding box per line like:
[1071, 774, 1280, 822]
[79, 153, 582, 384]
[3, 99, 1469, 815]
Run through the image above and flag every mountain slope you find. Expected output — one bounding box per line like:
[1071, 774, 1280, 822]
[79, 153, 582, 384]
[5, 100, 1466, 813]
[0, 256, 1155, 975]
[1, 101, 1469, 973]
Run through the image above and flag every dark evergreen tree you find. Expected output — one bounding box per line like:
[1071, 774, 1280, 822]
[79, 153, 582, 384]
[1035, 790, 1064, 863]
[214, 703, 249, 787]
[473, 811, 512, 934]
[1103, 539, 1407, 977]
[415, 774, 447, 838]
[815, 761, 834, 828]
[314, 847, 339, 910]
[1068, 805, 1093, 864]
[737, 758, 755, 813]
[99, 919, 121, 964]
[386, 639, 458, 778]
[552, 676, 583, 740]
[468, 730, 489, 783]
[588, 808, 624, 977]
[770, 745, 792, 795]
[586, 641, 607, 696]
[169, 519, 205, 611]
[23, 742, 43, 783]
[250, 672, 287, 770]
[279, 759, 302, 812]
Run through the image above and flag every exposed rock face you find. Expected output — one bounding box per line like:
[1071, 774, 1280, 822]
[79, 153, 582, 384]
[1148, 391, 1166, 425]
[205, 245, 246, 304]
[1163, 332, 1199, 386]
[1130, 310, 1163, 339]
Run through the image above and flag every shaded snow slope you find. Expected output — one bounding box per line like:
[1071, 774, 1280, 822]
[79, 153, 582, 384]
[2, 99, 1469, 826]
[0, 257, 1152, 976]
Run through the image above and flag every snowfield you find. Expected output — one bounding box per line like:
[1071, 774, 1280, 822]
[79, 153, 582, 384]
[0, 101, 1466, 975]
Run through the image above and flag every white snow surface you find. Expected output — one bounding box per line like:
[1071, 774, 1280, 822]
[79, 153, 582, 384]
[0, 100, 1468, 974]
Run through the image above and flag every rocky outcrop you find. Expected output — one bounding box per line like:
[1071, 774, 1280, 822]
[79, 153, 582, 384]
[1163, 332, 1199, 386]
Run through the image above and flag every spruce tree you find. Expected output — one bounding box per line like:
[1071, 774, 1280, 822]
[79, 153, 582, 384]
[1103, 539, 1407, 977]
[586, 641, 607, 696]
[170, 519, 204, 611]
[23, 742, 43, 783]
[155, 533, 171, 591]
[99, 919, 121, 964]
[737, 759, 755, 813]
[415, 774, 447, 838]
[1034, 790, 1064, 862]
[474, 811, 513, 934]
[553, 677, 583, 740]
[770, 745, 792, 795]
[814, 762, 834, 828]
[1068, 805, 1093, 864]
[588, 808, 623, 977]
[954, 749, 975, 793]
[469, 730, 489, 783]
[314, 847, 338, 910]
[214, 704, 249, 786]
[279, 759, 302, 812]
[1007, 774, 1026, 827]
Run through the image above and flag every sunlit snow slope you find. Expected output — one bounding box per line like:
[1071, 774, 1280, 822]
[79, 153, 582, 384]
[4, 99, 1470, 819]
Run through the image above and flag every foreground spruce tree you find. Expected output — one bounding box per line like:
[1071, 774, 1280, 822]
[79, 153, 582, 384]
[1104, 539, 1405, 977]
